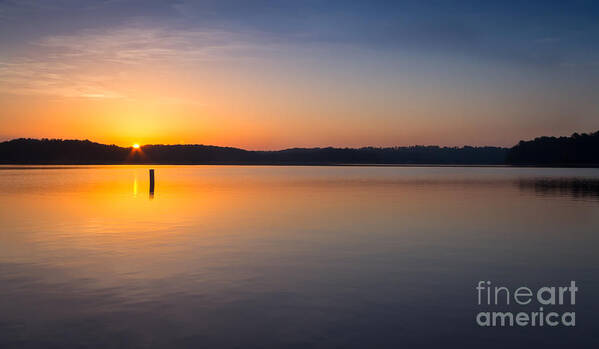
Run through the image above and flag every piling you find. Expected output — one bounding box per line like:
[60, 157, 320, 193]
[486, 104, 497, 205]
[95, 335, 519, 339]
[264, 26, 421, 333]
[149, 169, 155, 195]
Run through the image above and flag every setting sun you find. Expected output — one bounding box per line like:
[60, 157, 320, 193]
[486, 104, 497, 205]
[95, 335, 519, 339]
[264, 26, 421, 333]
[132, 144, 140, 149]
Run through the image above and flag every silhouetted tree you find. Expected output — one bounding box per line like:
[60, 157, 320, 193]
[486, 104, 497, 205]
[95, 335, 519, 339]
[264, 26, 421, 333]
[506, 131, 599, 165]
[0, 138, 509, 165]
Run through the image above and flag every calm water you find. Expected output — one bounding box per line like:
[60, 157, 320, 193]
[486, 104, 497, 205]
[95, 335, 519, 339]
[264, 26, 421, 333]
[1, 166, 599, 348]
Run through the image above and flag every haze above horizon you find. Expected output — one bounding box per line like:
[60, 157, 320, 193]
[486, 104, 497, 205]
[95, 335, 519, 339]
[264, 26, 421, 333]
[1, 1, 599, 149]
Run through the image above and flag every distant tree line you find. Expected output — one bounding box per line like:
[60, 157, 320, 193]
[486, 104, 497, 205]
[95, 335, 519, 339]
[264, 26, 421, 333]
[0, 138, 506, 165]
[1, 131, 596, 165]
[0, 139, 129, 164]
[506, 131, 599, 166]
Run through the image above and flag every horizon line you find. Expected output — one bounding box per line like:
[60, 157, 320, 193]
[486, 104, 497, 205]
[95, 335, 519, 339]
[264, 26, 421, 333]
[4, 129, 599, 151]
[2, 137, 515, 151]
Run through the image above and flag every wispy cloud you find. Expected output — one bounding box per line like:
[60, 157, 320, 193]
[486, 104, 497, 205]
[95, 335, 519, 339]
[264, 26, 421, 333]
[0, 25, 269, 99]
[36, 26, 253, 63]
[0, 59, 123, 98]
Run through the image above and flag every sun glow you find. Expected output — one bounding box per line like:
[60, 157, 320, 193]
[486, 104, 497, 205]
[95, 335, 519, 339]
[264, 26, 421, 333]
[132, 143, 140, 149]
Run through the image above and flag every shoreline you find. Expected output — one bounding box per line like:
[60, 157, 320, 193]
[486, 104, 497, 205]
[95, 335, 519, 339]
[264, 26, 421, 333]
[1, 163, 599, 169]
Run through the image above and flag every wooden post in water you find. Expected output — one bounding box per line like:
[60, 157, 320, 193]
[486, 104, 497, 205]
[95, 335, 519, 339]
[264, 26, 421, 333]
[149, 169, 155, 196]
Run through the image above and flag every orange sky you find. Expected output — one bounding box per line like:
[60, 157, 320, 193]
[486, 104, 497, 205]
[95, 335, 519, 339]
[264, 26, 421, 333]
[1, 52, 587, 150]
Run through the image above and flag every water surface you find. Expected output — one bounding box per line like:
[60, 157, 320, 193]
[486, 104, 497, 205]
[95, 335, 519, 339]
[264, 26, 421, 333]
[1, 166, 599, 348]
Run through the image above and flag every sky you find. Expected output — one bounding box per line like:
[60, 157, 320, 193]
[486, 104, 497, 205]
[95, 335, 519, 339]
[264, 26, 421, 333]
[1, 0, 599, 149]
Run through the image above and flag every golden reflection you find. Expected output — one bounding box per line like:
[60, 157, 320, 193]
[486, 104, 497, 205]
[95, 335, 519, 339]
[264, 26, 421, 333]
[133, 176, 138, 197]
[1, 166, 599, 281]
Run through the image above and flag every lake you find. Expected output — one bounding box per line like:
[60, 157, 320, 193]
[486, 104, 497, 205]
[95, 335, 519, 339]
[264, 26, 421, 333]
[1, 165, 598, 348]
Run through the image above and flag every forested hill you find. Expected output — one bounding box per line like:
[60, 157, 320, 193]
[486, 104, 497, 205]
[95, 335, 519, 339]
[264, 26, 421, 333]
[0, 138, 507, 165]
[506, 131, 599, 166]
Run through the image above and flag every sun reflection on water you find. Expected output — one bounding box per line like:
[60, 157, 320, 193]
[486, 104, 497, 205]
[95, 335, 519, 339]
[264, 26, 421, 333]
[133, 176, 138, 197]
